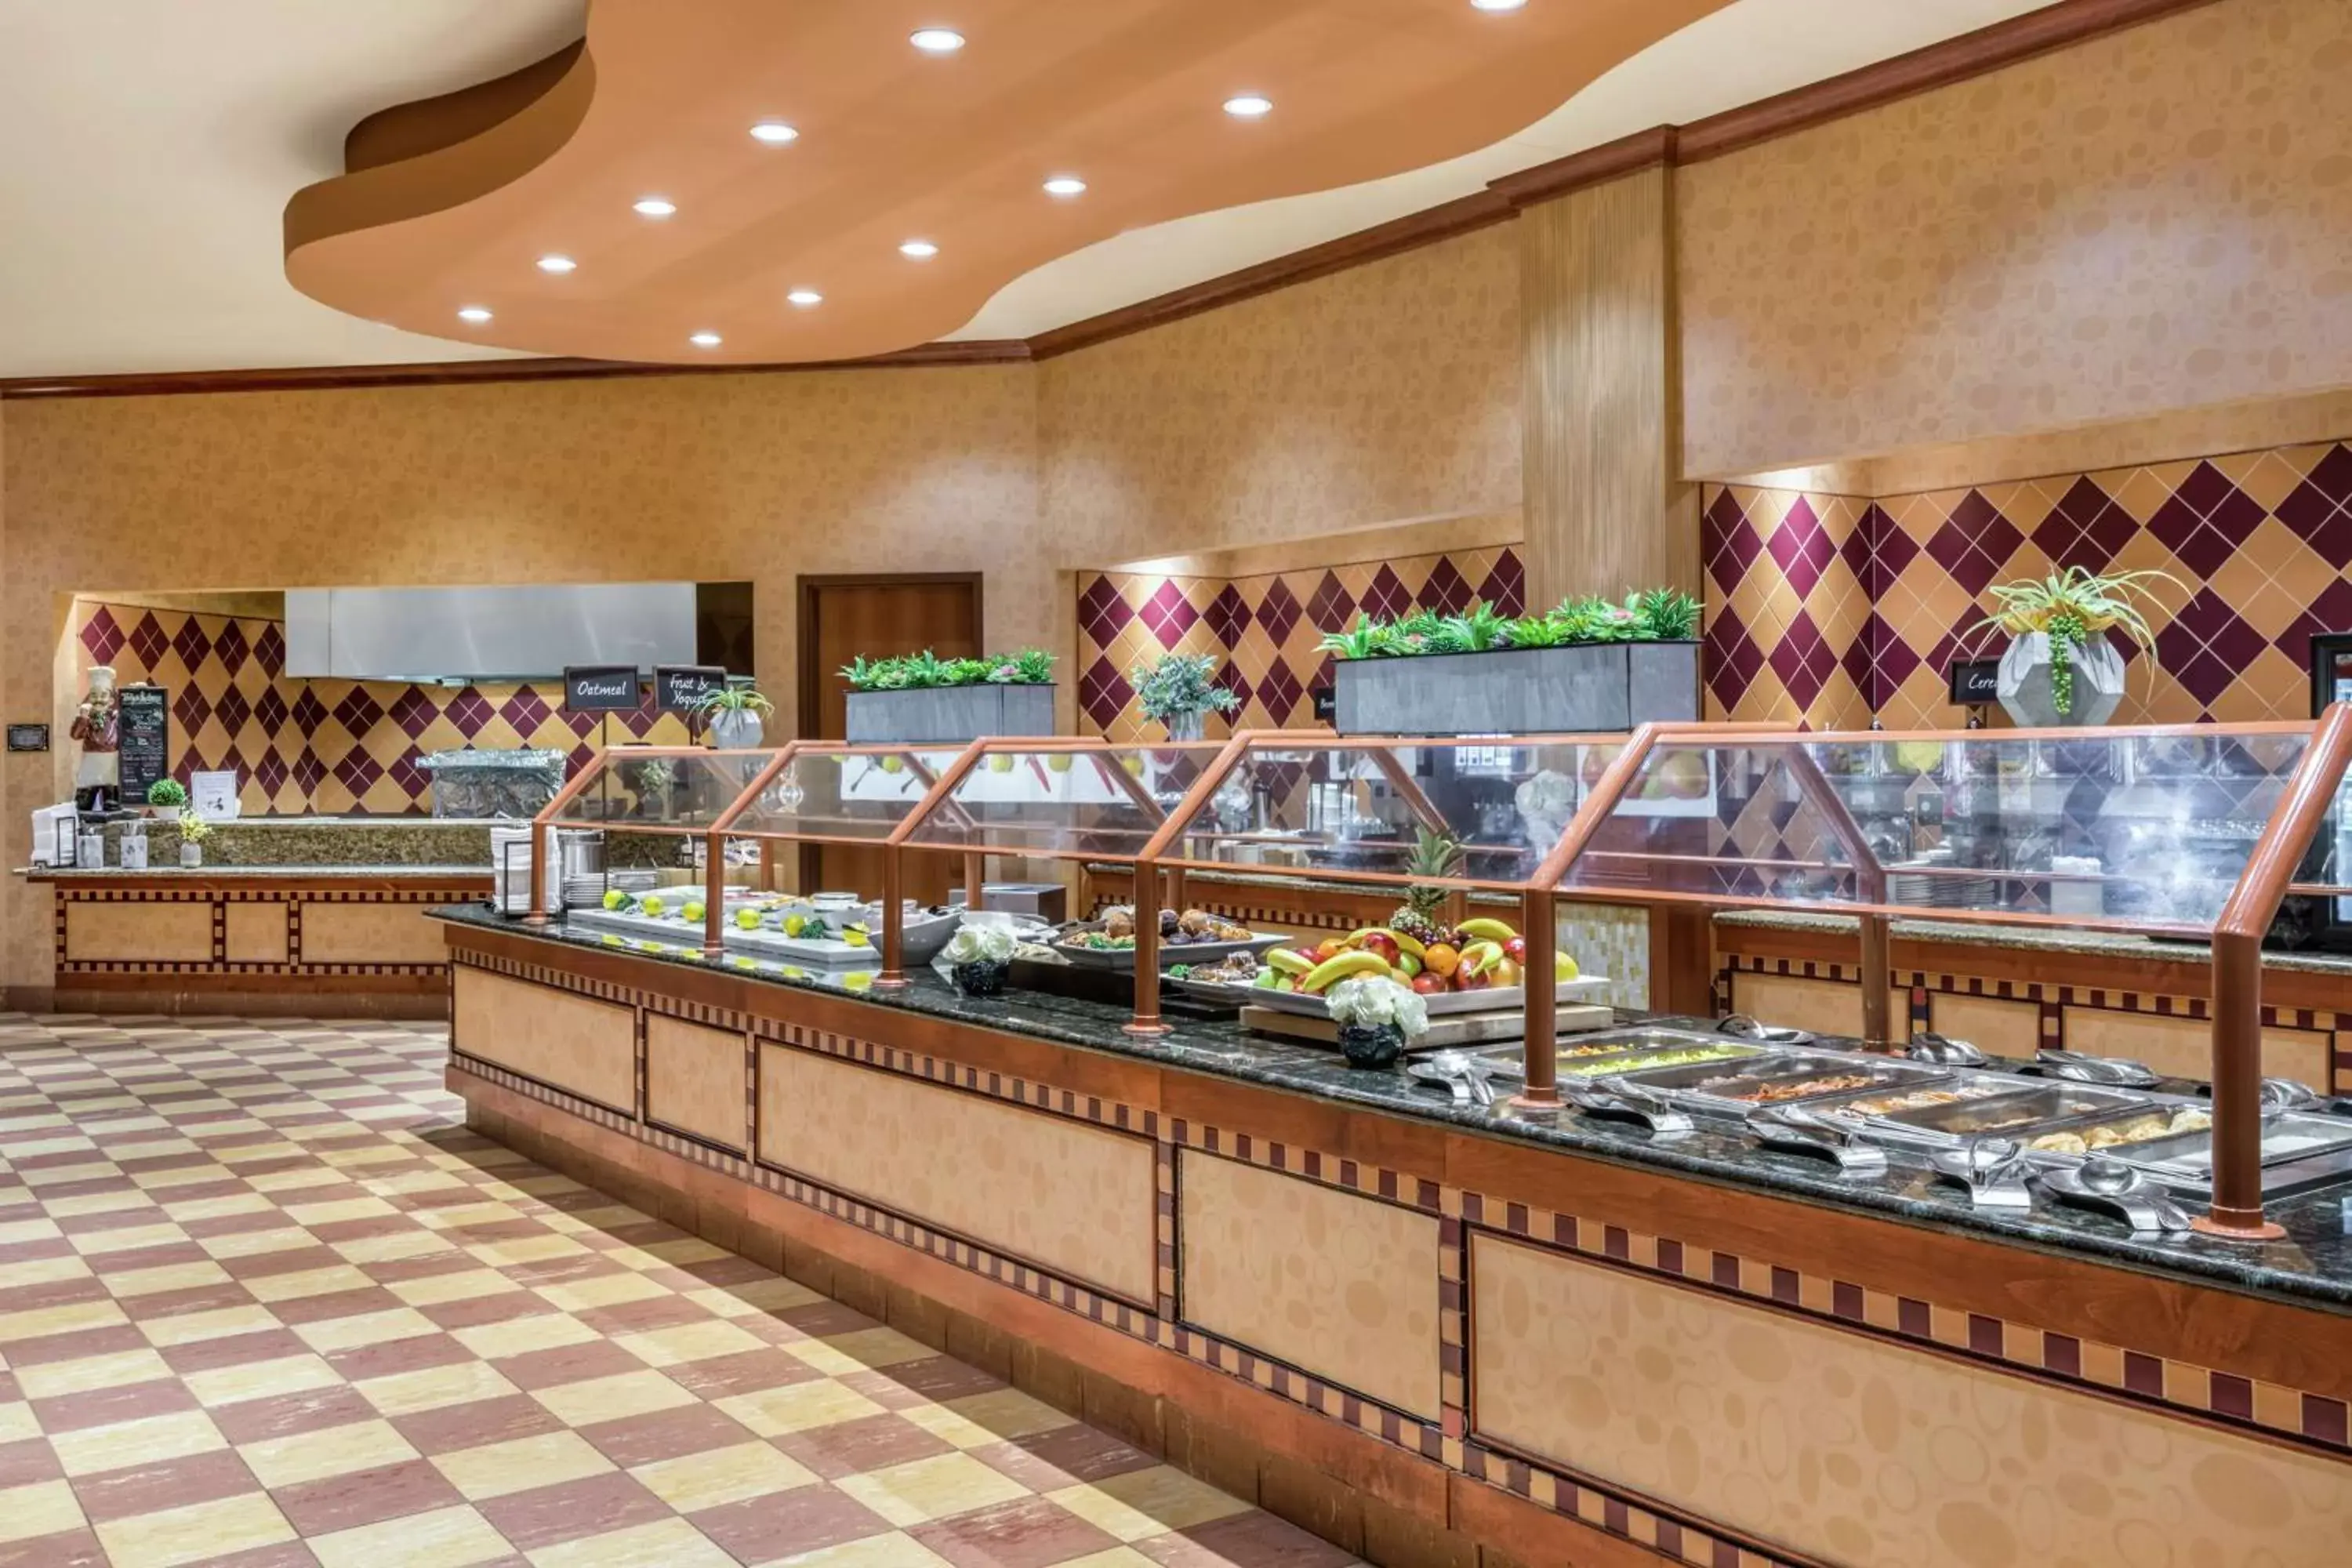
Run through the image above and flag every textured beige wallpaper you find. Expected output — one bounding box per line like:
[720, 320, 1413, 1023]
[1680, 0, 2352, 478]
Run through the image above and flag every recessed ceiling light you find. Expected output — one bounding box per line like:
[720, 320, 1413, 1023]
[633, 197, 676, 217]
[899, 240, 939, 260]
[689, 332, 723, 348]
[536, 254, 576, 273]
[456, 306, 492, 325]
[909, 27, 965, 53]
[1043, 176, 1087, 198]
[1222, 95, 1273, 118]
[787, 289, 823, 308]
[1471, 0, 1528, 10]
[749, 122, 800, 144]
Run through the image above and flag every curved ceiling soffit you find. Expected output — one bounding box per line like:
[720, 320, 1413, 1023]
[285, 0, 1730, 365]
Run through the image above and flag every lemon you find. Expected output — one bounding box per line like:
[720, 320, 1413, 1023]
[681, 902, 706, 924]
[735, 908, 761, 931]
[602, 890, 627, 911]
[842, 929, 871, 949]
[1555, 951, 1581, 982]
[641, 896, 666, 920]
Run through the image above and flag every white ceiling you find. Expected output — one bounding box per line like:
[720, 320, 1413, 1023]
[0, 0, 2047, 379]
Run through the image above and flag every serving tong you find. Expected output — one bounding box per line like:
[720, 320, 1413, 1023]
[1925, 1133, 2034, 1210]
[2036, 1047, 2160, 1087]
[1716, 1014, 1814, 1047]
[2036, 1154, 2194, 1232]
[1407, 1050, 1509, 1109]
[1905, 1032, 1988, 1068]
[1565, 1075, 1693, 1135]
[1742, 1103, 1887, 1178]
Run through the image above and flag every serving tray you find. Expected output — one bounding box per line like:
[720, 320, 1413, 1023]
[1234, 975, 1613, 1019]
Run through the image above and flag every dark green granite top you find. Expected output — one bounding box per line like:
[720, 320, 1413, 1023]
[23, 865, 490, 880]
[1715, 909, 2352, 978]
[433, 903, 2352, 1313]
[30, 816, 496, 872]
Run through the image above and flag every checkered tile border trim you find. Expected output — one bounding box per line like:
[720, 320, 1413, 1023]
[448, 951, 2352, 1568]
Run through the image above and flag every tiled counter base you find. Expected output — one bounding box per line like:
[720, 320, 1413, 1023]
[436, 909, 2352, 1568]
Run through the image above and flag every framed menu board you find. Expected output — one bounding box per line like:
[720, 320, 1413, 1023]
[116, 683, 169, 802]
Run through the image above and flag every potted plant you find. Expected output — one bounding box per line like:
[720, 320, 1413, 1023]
[1132, 652, 1239, 742]
[176, 808, 212, 869]
[1967, 567, 2179, 727]
[841, 648, 1056, 743]
[1319, 590, 1701, 735]
[695, 684, 774, 750]
[940, 921, 1015, 997]
[145, 778, 188, 818]
[1325, 975, 1430, 1069]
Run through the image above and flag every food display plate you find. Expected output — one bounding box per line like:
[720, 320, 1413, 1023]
[1610, 1051, 1945, 1110]
[2113, 1111, 2352, 1175]
[1053, 929, 1288, 973]
[1466, 1030, 1766, 1082]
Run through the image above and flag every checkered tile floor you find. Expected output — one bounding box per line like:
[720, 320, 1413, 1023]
[0, 1014, 1363, 1568]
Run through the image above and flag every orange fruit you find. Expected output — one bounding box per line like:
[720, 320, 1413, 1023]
[1422, 942, 1461, 979]
[1316, 937, 1348, 961]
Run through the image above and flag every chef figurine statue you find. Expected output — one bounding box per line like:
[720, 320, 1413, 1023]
[69, 664, 123, 815]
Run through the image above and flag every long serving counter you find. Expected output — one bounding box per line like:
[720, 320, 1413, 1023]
[434, 905, 2352, 1568]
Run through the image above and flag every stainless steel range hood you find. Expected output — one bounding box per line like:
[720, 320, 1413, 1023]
[283, 584, 698, 683]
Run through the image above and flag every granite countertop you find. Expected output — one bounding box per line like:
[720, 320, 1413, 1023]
[23, 864, 492, 880]
[434, 903, 2352, 1313]
[1716, 909, 2352, 977]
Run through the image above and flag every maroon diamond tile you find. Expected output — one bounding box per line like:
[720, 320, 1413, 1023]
[254, 622, 286, 678]
[1202, 585, 1251, 648]
[1840, 620, 1878, 700]
[1302, 572, 1355, 633]
[2274, 578, 2352, 669]
[252, 751, 290, 798]
[2031, 477, 2137, 572]
[1924, 491, 2027, 597]
[289, 688, 329, 738]
[1838, 504, 1880, 588]
[1766, 495, 1835, 599]
[1078, 660, 1134, 730]
[1927, 608, 2001, 684]
[216, 743, 248, 786]
[79, 606, 125, 664]
[1419, 557, 1474, 615]
[211, 619, 250, 678]
[2156, 590, 2267, 710]
[1872, 509, 1920, 585]
[252, 687, 289, 738]
[2274, 445, 2352, 569]
[443, 687, 495, 737]
[1478, 548, 1526, 615]
[332, 686, 385, 738]
[333, 752, 383, 797]
[501, 687, 552, 735]
[1703, 609, 1765, 709]
[169, 617, 213, 673]
[1255, 577, 1304, 644]
[1257, 660, 1304, 724]
[1138, 580, 1200, 648]
[1703, 489, 1764, 595]
[1767, 608, 1837, 712]
[388, 748, 431, 801]
[173, 747, 209, 786]
[129, 612, 172, 670]
[567, 742, 597, 778]
[565, 708, 603, 739]
[2147, 462, 2267, 579]
[1076, 575, 1134, 648]
[172, 686, 212, 735]
[212, 685, 252, 736]
[387, 685, 437, 738]
[1356, 566, 1410, 623]
[291, 750, 328, 797]
[1214, 661, 1248, 710]
[1871, 616, 1922, 701]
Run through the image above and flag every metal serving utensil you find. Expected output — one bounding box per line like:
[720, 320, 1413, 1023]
[1744, 1103, 1888, 1177]
[1905, 1032, 1989, 1068]
[1563, 1076, 1693, 1134]
[2036, 1047, 2160, 1088]
[2042, 1156, 2194, 1232]
[1716, 1014, 1814, 1047]
[1416, 1048, 1502, 1108]
[2259, 1077, 2320, 1116]
[1926, 1132, 2034, 1210]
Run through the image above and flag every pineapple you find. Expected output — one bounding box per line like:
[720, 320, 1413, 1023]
[1391, 829, 1465, 946]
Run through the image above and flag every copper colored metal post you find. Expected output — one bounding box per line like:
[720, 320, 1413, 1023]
[876, 845, 908, 988]
[702, 833, 726, 958]
[1127, 866, 1170, 1037]
[1511, 887, 1560, 1111]
[1857, 913, 1893, 1048]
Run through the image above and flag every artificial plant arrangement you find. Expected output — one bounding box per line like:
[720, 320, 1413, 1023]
[1318, 589, 1700, 661]
[941, 922, 1016, 997]
[1325, 974, 1431, 1069]
[1966, 567, 2179, 718]
[840, 649, 1054, 692]
[175, 807, 212, 868]
[145, 779, 188, 812]
[1131, 652, 1240, 739]
[694, 684, 774, 749]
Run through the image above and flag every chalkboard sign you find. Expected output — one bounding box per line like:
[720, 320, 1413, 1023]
[563, 666, 642, 713]
[116, 684, 169, 801]
[1947, 659, 2002, 706]
[1310, 687, 1337, 723]
[654, 665, 728, 713]
[5, 724, 49, 753]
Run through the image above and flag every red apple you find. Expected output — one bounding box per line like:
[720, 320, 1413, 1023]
[1356, 932, 1401, 965]
[1502, 936, 1527, 965]
[1410, 973, 1446, 996]
[1456, 966, 1493, 992]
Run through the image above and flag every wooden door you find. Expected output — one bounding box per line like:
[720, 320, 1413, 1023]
[797, 575, 982, 901]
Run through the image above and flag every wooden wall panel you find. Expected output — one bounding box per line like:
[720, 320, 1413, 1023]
[2062, 1007, 2331, 1089]
[757, 1044, 1157, 1304]
[451, 968, 636, 1113]
[300, 902, 448, 965]
[1926, 992, 2042, 1058]
[1729, 971, 1911, 1042]
[1178, 1151, 1443, 1420]
[1469, 1233, 2352, 1568]
[222, 902, 289, 965]
[64, 902, 212, 963]
[646, 1015, 746, 1152]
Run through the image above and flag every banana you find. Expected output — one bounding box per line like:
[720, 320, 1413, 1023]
[1345, 926, 1425, 959]
[1266, 948, 1316, 978]
[1457, 940, 1504, 975]
[1454, 917, 1519, 944]
[1301, 950, 1392, 993]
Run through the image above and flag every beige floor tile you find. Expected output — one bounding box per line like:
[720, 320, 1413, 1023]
[534, 1272, 671, 1312]
[797, 1327, 935, 1373]
[282, 1196, 401, 1225]
[773, 1531, 956, 1566]
[0, 1252, 91, 1290]
[938, 1387, 1080, 1443]
[716, 1378, 888, 1438]
[421, 1202, 526, 1231]
[52, 1409, 228, 1478]
[0, 1402, 40, 1443]
[433, 1428, 614, 1501]
[107, 1260, 235, 1298]
[836, 1451, 1031, 1528]
[94, 1492, 293, 1568]
[329, 1229, 456, 1265]
[526, 1515, 742, 1568]
[159, 1192, 276, 1221]
[1054, 1552, 1160, 1568]
[0, 1220, 61, 1246]
[245, 1263, 375, 1302]
[631, 1440, 815, 1512]
[245, 1167, 346, 1194]
[16, 1346, 171, 1397]
[533, 1368, 698, 1427]
[194, 1225, 313, 1260]
[241, 1417, 418, 1489]
[138, 1304, 280, 1347]
[1051, 1465, 1254, 1542]
[453, 1310, 595, 1361]
[184, 1352, 340, 1407]
[388, 1268, 523, 1308]
[465, 1233, 590, 1268]
[310, 1503, 513, 1568]
[613, 1318, 767, 1368]
[0, 1299, 128, 1344]
[692, 1276, 823, 1316]
[293, 1306, 439, 1352]
[358, 1359, 520, 1417]
[0, 1479, 87, 1544]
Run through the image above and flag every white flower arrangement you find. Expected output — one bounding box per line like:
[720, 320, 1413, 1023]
[1325, 975, 1429, 1036]
[943, 924, 1015, 965]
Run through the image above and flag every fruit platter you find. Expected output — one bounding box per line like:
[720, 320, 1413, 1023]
[1052, 906, 1287, 972]
[572, 890, 964, 967]
[1171, 914, 1609, 1019]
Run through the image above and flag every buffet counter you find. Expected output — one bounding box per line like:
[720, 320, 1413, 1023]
[1715, 910, 2352, 1095]
[21, 816, 493, 1015]
[434, 905, 2352, 1568]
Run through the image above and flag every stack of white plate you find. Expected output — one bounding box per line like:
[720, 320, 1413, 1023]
[562, 868, 658, 909]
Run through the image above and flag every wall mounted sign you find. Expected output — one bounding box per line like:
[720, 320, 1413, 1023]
[191, 771, 241, 821]
[1948, 659, 2002, 706]
[563, 665, 643, 713]
[5, 724, 49, 753]
[653, 665, 728, 713]
[116, 684, 170, 800]
[1310, 687, 1337, 723]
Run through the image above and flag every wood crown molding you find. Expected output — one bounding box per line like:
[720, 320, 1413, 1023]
[0, 0, 2218, 400]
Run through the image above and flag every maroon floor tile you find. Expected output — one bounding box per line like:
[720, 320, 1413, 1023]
[0, 1238, 76, 1267]
[0, 1528, 107, 1567]
[180, 1209, 296, 1240]
[325, 1330, 473, 1384]
[118, 1280, 262, 1321]
[575, 1402, 759, 1469]
[1138, 1513, 1360, 1567]
[158, 1327, 310, 1376]
[661, 1348, 826, 1400]
[2, 1323, 151, 1367]
[0, 1276, 114, 1314]
[270, 1456, 465, 1537]
[82, 1240, 212, 1275]
[268, 1285, 407, 1326]
[574, 1294, 713, 1338]
[393, 1392, 566, 1456]
[911, 1496, 1123, 1568]
[196, 1541, 319, 1568]
[210, 1385, 380, 1446]
[858, 1355, 1007, 1404]
[358, 1251, 484, 1286]
[420, 1290, 557, 1332]
[31, 1376, 199, 1434]
[771, 1412, 957, 1482]
[0, 1437, 64, 1489]
[969, 1425, 1161, 1491]
[71, 1447, 261, 1524]
[688, 1484, 893, 1562]
[495, 1338, 648, 1392]
[219, 1246, 346, 1281]
[477, 1470, 673, 1551]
